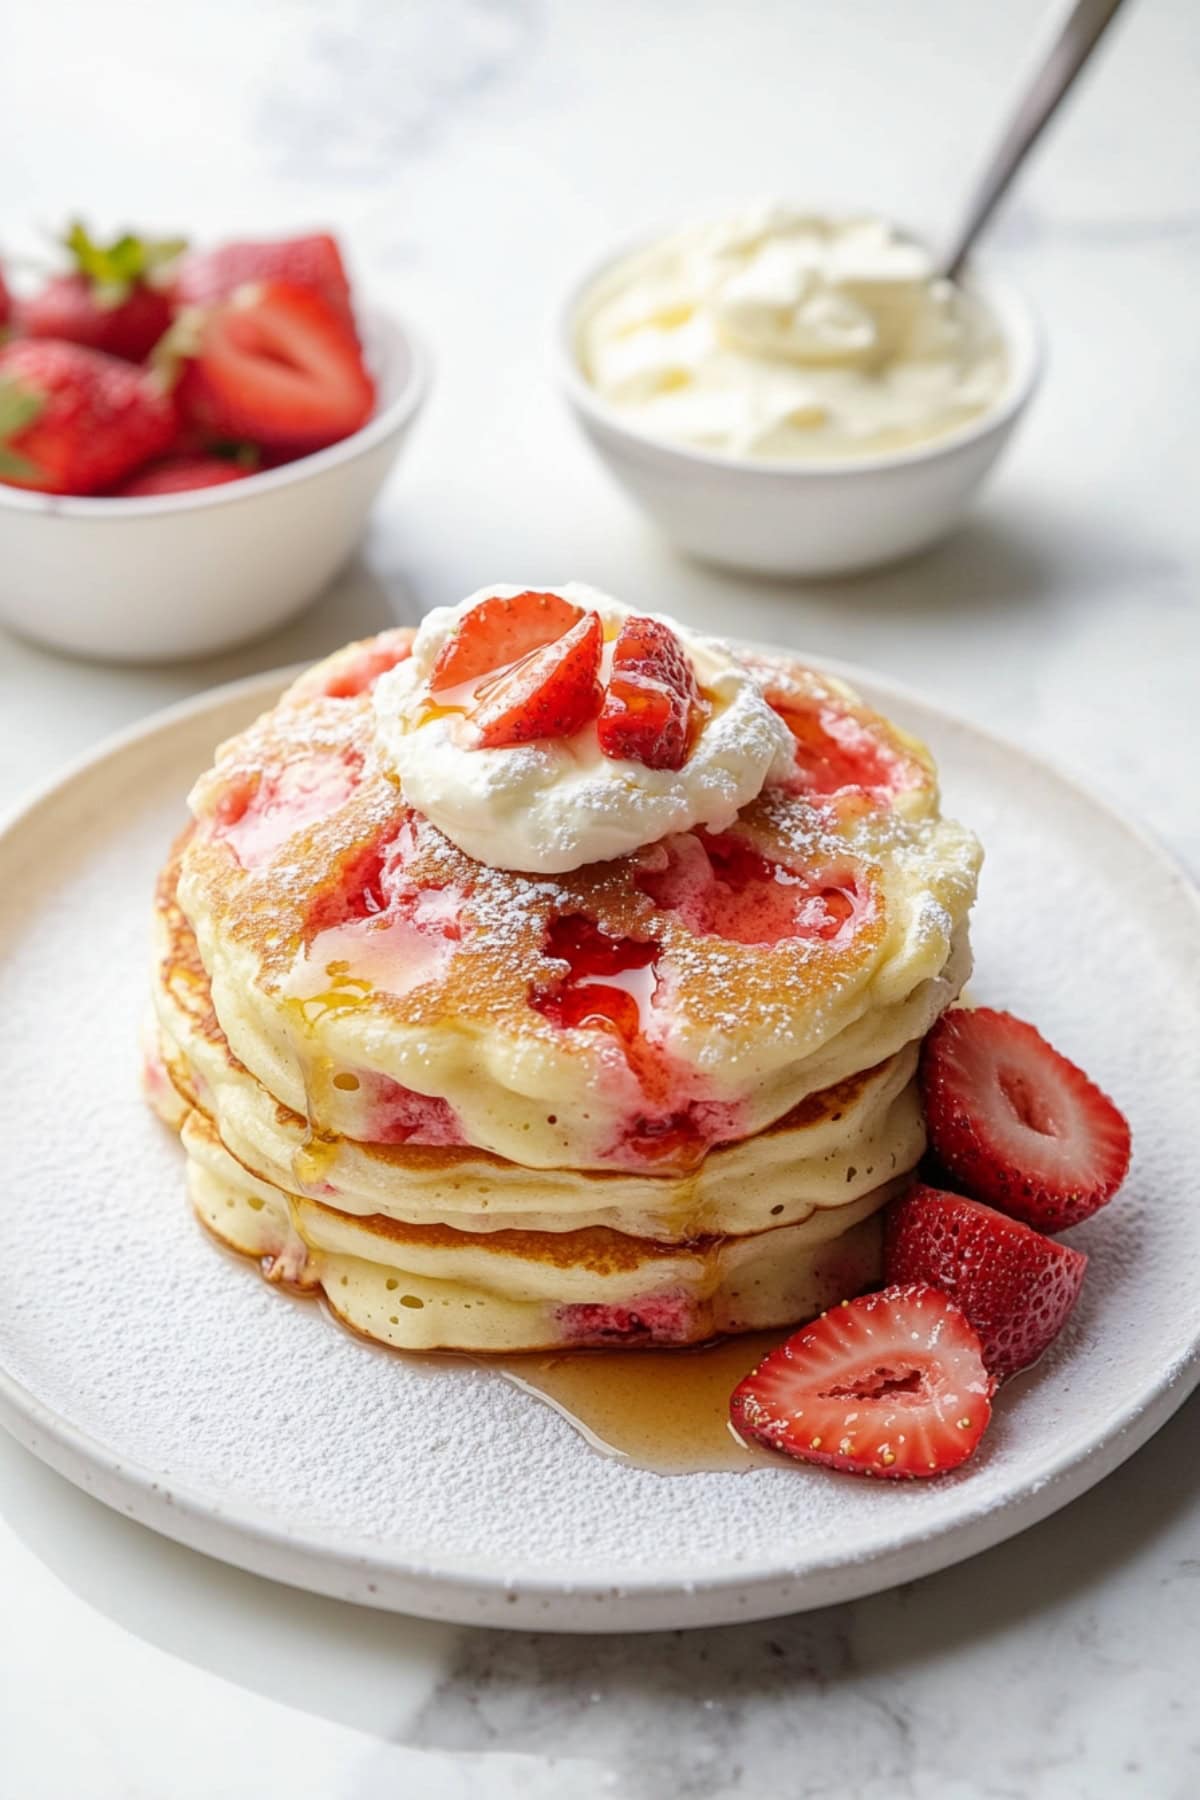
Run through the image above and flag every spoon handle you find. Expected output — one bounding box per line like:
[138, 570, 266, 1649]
[943, 0, 1130, 279]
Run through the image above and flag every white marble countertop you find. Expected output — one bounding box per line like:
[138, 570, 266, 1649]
[2, 1, 1199, 1793]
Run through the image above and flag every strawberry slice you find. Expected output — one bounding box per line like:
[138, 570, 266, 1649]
[0, 340, 176, 494]
[597, 615, 703, 771]
[114, 454, 251, 497]
[730, 1284, 994, 1478]
[173, 233, 356, 335]
[429, 590, 584, 694]
[884, 1183, 1088, 1378]
[920, 1008, 1132, 1232]
[175, 280, 374, 454]
[470, 608, 603, 747]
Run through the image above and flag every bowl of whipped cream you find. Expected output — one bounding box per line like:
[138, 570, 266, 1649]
[557, 206, 1041, 577]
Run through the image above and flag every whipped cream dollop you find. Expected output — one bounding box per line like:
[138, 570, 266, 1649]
[372, 583, 795, 874]
[580, 206, 1009, 461]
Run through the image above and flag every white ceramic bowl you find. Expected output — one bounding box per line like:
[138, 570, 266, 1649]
[556, 244, 1043, 578]
[0, 306, 429, 662]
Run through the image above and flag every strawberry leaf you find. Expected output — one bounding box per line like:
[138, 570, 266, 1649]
[64, 220, 188, 306]
[0, 378, 46, 483]
[0, 377, 45, 439]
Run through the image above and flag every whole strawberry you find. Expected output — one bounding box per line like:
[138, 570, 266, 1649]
[885, 1183, 1088, 1378]
[172, 233, 356, 334]
[113, 453, 252, 498]
[0, 340, 176, 495]
[22, 221, 185, 363]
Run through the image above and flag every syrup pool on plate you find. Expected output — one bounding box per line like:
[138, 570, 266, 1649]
[492, 1334, 785, 1474]
[311, 1299, 783, 1473]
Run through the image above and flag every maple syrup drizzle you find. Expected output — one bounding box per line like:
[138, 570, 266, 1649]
[491, 1332, 785, 1474]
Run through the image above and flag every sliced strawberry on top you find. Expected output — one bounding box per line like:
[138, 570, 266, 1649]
[114, 453, 252, 497]
[884, 1183, 1088, 1378]
[0, 340, 176, 494]
[429, 590, 584, 694]
[174, 280, 374, 454]
[173, 233, 356, 335]
[470, 608, 603, 747]
[22, 221, 185, 362]
[730, 1284, 994, 1479]
[597, 615, 703, 772]
[920, 1008, 1132, 1232]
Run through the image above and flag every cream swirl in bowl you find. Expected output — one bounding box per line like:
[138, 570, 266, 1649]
[372, 583, 794, 874]
[579, 206, 1010, 463]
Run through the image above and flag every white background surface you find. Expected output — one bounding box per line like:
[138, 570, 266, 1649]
[1, 1, 1198, 1794]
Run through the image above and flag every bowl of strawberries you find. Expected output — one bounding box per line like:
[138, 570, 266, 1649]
[0, 224, 428, 661]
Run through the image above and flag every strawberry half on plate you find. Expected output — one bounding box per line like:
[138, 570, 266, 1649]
[885, 1183, 1088, 1379]
[920, 1008, 1132, 1232]
[730, 1285, 995, 1479]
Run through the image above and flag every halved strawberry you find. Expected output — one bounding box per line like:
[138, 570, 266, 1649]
[114, 453, 251, 497]
[730, 1284, 993, 1478]
[920, 1008, 1131, 1232]
[429, 590, 584, 694]
[0, 340, 176, 494]
[597, 615, 703, 771]
[173, 233, 356, 335]
[174, 280, 374, 454]
[884, 1183, 1088, 1378]
[470, 609, 603, 747]
[21, 221, 184, 362]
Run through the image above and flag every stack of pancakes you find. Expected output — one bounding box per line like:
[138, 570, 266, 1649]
[146, 627, 980, 1352]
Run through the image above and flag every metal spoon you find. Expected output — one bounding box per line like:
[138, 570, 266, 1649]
[943, 0, 1131, 279]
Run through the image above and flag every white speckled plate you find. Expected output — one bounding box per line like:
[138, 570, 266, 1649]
[1, 661, 1198, 1633]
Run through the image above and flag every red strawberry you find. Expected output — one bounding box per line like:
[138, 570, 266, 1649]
[429, 590, 584, 694]
[470, 609, 603, 747]
[884, 1183, 1088, 1378]
[174, 281, 374, 454]
[730, 1284, 994, 1479]
[597, 615, 703, 771]
[113, 454, 252, 497]
[0, 340, 176, 495]
[22, 221, 184, 362]
[920, 1008, 1131, 1232]
[173, 233, 355, 334]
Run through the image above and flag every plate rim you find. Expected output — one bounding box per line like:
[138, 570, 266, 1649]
[2, 654, 1198, 1631]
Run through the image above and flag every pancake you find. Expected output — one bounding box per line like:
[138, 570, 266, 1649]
[177, 632, 979, 1171]
[156, 1091, 893, 1353]
[152, 835, 926, 1242]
